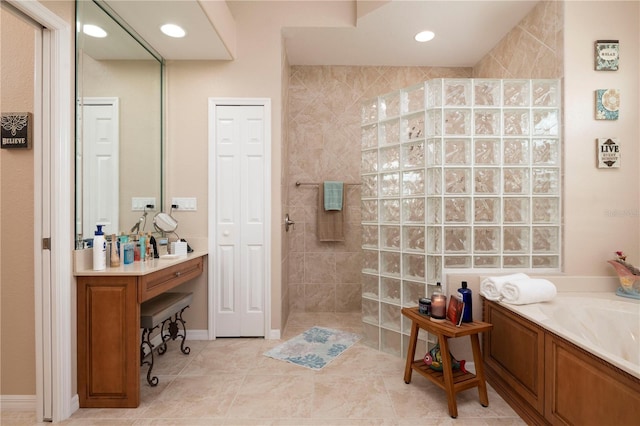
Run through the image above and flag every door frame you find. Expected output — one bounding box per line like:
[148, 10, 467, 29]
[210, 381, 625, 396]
[7, 0, 73, 421]
[207, 98, 272, 340]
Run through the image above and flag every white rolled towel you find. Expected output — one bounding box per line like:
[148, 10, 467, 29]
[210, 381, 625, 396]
[480, 273, 530, 300]
[500, 278, 557, 305]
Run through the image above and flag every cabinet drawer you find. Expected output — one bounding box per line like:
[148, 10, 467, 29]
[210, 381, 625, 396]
[139, 256, 203, 302]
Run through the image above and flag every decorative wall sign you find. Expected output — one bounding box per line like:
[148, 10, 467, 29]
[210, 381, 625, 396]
[1, 112, 32, 149]
[597, 138, 620, 168]
[595, 89, 619, 120]
[595, 40, 619, 71]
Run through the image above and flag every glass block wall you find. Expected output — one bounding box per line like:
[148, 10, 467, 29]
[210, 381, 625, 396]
[360, 79, 562, 356]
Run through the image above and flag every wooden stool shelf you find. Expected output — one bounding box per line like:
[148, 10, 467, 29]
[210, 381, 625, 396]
[401, 307, 493, 419]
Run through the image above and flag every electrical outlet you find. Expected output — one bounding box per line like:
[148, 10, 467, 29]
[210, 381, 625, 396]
[131, 197, 156, 211]
[171, 197, 197, 211]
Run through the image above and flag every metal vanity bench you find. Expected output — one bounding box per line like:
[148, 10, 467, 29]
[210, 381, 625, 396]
[140, 292, 193, 386]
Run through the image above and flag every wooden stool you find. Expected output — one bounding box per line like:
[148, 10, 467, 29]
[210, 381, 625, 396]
[401, 307, 493, 418]
[140, 292, 193, 386]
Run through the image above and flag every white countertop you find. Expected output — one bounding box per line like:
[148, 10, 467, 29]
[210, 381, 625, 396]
[74, 250, 207, 276]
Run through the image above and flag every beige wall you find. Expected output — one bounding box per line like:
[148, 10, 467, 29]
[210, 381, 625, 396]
[1, 6, 37, 396]
[1, 0, 75, 398]
[562, 0, 639, 274]
[286, 66, 472, 313]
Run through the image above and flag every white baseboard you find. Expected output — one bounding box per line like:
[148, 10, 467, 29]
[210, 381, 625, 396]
[188, 329, 209, 340]
[141, 329, 210, 356]
[268, 329, 281, 339]
[70, 394, 79, 414]
[0, 395, 36, 411]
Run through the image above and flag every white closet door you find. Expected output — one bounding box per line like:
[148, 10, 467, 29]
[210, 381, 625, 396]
[214, 104, 266, 337]
[82, 98, 119, 236]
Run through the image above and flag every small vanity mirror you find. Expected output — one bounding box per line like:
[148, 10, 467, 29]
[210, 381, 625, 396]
[75, 0, 163, 245]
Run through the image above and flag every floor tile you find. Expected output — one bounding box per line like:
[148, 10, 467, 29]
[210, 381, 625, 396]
[312, 375, 396, 419]
[2, 313, 524, 425]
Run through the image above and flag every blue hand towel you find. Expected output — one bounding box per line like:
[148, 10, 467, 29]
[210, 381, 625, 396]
[323, 181, 344, 211]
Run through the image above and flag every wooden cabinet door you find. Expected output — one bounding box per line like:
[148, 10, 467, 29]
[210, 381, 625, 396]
[77, 276, 139, 408]
[483, 301, 545, 415]
[544, 334, 640, 425]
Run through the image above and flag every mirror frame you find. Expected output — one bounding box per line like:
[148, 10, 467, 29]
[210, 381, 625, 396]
[74, 0, 164, 247]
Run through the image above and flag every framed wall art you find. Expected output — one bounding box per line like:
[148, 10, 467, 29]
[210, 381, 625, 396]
[597, 138, 620, 168]
[1, 112, 32, 149]
[595, 89, 619, 120]
[595, 40, 619, 71]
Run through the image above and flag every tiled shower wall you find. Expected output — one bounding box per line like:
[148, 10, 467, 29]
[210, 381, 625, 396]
[281, 52, 291, 329]
[474, 0, 563, 79]
[286, 67, 472, 312]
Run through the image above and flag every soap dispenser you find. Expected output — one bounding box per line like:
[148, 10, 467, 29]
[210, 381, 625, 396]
[92, 225, 106, 271]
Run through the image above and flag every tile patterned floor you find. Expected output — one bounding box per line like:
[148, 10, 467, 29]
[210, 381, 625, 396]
[1, 313, 525, 425]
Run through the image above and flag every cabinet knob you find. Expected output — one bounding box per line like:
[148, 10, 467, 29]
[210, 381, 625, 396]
[175, 271, 182, 277]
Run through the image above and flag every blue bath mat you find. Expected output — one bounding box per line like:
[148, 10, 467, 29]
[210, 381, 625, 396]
[263, 326, 361, 370]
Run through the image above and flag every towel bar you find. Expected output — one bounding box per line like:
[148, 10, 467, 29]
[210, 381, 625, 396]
[295, 181, 361, 186]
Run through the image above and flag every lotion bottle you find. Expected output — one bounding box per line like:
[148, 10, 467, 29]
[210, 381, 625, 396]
[458, 281, 473, 323]
[92, 225, 106, 271]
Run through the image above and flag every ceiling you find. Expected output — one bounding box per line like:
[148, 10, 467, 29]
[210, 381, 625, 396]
[96, 0, 539, 67]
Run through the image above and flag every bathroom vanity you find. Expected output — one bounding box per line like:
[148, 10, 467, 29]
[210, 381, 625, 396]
[75, 252, 206, 408]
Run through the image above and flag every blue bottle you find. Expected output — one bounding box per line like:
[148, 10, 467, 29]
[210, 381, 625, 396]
[458, 281, 473, 323]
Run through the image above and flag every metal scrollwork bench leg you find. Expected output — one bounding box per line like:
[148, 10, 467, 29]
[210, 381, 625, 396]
[140, 326, 159, 386]
[159, 306, 191, 355]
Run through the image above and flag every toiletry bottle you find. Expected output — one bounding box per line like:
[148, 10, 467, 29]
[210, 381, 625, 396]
[92, 225, 106, 271]
[110, 233, 120, 267]
[458, 281, 473, 323]
[139, 233, 146, 262]
[146, 232, 153, 259]
[149, 235, 159, 258]
[123, 242, 134, 264]
[133, 234, 140, 262]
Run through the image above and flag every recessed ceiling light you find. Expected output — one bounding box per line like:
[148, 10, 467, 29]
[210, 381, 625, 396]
[83, 24, 107, 38]
[161, 24, 186, 38]
[414, 30, 435, 43]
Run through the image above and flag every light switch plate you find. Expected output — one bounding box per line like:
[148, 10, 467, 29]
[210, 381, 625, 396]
[131, 197, 156, 211]
[171, 197, 197, 211]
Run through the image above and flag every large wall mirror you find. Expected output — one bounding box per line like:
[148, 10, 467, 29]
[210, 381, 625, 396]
[75, 0, 163, 246]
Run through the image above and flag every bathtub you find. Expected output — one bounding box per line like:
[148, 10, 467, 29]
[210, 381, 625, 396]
[497, 292, 640, 379]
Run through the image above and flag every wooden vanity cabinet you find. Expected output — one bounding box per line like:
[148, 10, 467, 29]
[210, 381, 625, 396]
[77, 255, 203, 408]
